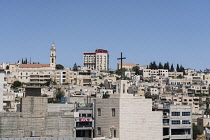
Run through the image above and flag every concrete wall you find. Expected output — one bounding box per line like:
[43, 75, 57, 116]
[0, 138, 91, 140]
[0, 97, 75, 138]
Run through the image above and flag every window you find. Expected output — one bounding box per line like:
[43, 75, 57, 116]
[182, 112, 190, 116]
[98, 108, 101, 116]
[97, 127, 101, 135]
[172, 120, 180, 125]
[172, 112, 180, 116]
[182, 120, 191, 124]
[112, 108, 115, 117]
[87, 114, 92, 117]
[114, 130, 116, 137]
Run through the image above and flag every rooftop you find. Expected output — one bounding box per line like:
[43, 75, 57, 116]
[19, 64, 50, 68]
[118, 63, 136, 66]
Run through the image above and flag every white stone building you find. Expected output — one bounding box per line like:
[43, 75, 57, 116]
[84, 49, 109, 71]
[94, 80, 162, 140]
[142, 69, 169, 78]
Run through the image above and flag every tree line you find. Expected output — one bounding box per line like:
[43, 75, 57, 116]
[148, 61, 185, 73]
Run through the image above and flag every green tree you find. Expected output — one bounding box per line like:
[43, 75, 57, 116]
[115, 68, 127, 76]
[73, 63, 78, 71]
[153, 61, 158, 69]
[176, 64, 180, 72]
[55, 88, 65, 100]
[109, 71, 114, 75]
[206, 98, 210, 110]
[177, 75, 184, 79]
[99, 83, 104, 87]
[132, 66, 140, 75]
[102, 92, 110, 98]
[42, 94, 48, 97]
[11, 81, 22, 89]
[158, 62, 163, 69]
[163, 62, 169, 70]
[170, 64, 174, 72]
[44, 79, 52, 86]
[193, 123, 202, 140]
[56, 64, 64, 69]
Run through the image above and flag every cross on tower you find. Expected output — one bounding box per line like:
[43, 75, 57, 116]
[117, 52, 126, 80]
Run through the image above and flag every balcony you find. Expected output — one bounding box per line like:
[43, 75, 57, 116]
[171, 134, 191, 139]
[76, 122, 92, 128]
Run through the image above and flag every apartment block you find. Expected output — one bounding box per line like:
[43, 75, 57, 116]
[74, 103, 94, 138]
[141, 69, 169, 78]
[84, 49, 109, 71]
[160, 95, 200, 114]
[161, 105, 192, 140]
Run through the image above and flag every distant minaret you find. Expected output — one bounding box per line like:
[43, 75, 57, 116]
[50, 43, 56, 68]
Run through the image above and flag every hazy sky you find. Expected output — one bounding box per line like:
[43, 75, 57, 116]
[1, 1, 210, 70]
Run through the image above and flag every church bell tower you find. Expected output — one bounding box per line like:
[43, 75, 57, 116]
[50, 43, 56, 68]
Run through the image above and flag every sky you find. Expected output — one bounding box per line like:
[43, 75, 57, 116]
[0, 1, 210, 71]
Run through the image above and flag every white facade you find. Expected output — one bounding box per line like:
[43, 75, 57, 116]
[142, 69, 169, 78]
[50, 43, 56, 68]
[94, 94, 163, 140]
[84, 49, 109, 71]
[94, 80, 162, 140]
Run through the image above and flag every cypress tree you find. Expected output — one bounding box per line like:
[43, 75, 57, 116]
[176, 64, 180, 72]
[170, 64, 174, 72]
[158, 62, 163, 69]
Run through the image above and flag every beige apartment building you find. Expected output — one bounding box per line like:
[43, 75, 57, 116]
[168, 78, 192, 86]
[160, 95, 200, 114]
[84, 49, 109, 71]
[168, 71, 183, 78]
[117, 63, 136, 70]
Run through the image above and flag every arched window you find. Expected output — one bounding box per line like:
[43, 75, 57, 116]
[52, 58, 54, 63]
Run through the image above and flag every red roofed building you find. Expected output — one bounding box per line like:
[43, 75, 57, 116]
[19, 64, 50, 68]
[117, 63, 136, 70]
[84, 49, 109, 71]
[2, 44, 57, 85]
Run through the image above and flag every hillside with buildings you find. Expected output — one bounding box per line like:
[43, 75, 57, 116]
[1, 44, 210, 140]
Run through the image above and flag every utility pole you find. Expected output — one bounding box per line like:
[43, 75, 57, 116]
[117, 52, 126, 80]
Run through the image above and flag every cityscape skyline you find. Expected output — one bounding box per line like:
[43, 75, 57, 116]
[1, 1, 210, 70]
